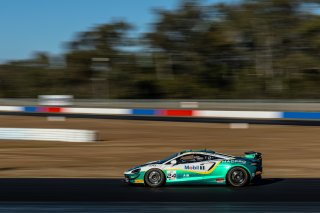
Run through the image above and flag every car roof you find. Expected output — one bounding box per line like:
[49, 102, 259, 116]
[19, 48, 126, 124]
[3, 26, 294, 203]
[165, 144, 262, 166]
[180, 149, 215, 155]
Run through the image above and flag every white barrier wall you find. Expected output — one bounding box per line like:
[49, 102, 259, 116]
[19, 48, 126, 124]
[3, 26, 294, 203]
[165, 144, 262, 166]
[194, 110, 282, 119]
[0, 106, 23, 112]
[0, 128, 96, 142]
[63, 108, 130, 115]
[38, 95, 73, 106]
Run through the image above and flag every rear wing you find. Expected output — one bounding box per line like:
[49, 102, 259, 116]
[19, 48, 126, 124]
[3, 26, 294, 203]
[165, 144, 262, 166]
[244, 151, 262, 161]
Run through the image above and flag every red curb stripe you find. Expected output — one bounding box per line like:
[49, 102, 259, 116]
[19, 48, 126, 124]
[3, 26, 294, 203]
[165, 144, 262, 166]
[163, 110, 193, 117]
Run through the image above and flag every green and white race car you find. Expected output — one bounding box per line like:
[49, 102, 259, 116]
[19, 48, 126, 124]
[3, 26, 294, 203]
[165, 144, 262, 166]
[124, 150, 262, 187]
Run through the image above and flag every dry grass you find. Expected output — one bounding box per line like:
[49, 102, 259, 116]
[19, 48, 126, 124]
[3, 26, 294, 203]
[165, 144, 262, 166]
[0, 115, 319, 178]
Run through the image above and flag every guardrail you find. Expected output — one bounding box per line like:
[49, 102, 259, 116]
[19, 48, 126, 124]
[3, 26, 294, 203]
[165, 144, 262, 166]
[0, 128, 96, 142]
[1, 105, 320, 120]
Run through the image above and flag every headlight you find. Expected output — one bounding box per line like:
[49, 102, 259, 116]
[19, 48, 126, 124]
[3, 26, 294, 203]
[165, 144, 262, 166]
[131, 168, 141, 174]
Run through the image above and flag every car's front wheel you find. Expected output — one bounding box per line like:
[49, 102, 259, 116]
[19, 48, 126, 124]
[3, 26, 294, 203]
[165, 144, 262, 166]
[144, 169, 165, 188]
[227, 167, 249, 187]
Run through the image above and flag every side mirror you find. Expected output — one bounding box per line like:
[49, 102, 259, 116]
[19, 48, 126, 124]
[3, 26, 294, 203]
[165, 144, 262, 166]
[170, 160, 177, 165]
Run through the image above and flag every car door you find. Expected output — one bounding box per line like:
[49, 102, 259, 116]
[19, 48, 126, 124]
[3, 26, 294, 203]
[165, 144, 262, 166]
[172, 154, 208, 181]
[201, 155, 221, 175]
[164, 154, 197, 182]
[164, 154, 221, 182]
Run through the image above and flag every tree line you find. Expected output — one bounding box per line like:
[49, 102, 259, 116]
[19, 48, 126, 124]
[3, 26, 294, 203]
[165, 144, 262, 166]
[1, 0, 320, 99]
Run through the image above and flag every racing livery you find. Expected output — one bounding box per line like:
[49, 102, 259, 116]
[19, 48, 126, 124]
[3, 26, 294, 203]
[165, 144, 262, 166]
[124, 150, 262, 187]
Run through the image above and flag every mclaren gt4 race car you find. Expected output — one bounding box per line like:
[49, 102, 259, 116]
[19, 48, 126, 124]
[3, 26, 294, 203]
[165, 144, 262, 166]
[124, 150, 262, 187]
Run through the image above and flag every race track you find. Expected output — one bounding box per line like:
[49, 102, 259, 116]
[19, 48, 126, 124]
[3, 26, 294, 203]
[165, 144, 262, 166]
[0, 178, 318, 202]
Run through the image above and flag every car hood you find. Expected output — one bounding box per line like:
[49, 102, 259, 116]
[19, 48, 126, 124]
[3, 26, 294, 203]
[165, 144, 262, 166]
[127, 160, 160, 171]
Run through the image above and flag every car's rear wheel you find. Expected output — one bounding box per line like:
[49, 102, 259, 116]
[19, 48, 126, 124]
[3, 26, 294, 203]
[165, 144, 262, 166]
[227, 167, 249, 187]
[144, 169, 165, 188]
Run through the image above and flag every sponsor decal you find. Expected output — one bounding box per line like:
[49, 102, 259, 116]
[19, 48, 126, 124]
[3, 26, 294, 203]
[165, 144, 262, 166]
[184, 165, 205, 170]
[222, 160, 246, 164]
[216, 178, 225, 183]
[134, 179, 144, 183]
[167, 171, 176, 180]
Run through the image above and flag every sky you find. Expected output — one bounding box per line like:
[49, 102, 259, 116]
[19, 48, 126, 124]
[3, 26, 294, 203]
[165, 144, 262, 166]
[0, 0, 235, 63]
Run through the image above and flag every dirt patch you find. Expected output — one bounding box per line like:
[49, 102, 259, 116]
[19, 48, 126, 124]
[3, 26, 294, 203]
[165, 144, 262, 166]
[0, 115, 319, 178]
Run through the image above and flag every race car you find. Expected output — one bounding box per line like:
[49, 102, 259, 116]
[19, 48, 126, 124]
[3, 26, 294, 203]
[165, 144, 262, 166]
[124, 149, 262, 187]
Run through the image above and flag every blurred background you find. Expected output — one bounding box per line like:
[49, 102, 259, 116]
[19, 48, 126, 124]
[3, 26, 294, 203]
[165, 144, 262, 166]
[1, 0, 320, 99]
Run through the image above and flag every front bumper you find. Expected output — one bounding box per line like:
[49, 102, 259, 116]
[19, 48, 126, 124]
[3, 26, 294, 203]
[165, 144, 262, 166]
[124, 173, 144, 184]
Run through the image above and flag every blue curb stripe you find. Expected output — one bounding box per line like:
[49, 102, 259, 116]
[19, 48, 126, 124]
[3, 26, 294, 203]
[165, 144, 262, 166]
[131, 109, 156, 116]
[24, 106, 38, 113]
[283, 112, 320, 119]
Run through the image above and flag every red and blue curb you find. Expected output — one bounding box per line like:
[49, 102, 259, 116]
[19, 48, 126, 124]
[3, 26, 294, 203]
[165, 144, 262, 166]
[1, 106, 320, 120]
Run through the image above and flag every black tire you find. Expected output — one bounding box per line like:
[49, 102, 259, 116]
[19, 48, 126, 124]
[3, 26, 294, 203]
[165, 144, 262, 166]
[144, 169, 166, 188]
[253, 174, 262, 183]
[227, 167, 249, 187]
[255, 174, 262, 181]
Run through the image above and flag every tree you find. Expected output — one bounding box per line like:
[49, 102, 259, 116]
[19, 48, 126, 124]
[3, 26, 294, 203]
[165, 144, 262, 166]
[65, 21, 133, 80]
[145, 0, 241, 98]
[217, 0, 320, 96]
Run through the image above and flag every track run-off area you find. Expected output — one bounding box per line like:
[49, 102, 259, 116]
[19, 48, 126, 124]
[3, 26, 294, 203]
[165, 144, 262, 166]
[0, 114, 319, 178]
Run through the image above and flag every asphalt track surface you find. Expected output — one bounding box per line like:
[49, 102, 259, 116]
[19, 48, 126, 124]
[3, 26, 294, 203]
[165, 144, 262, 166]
[3, 111, 320, 126]
[0, 202, 319, 213]
[0, 179, 318, 213]
[0, 178, 318, 202]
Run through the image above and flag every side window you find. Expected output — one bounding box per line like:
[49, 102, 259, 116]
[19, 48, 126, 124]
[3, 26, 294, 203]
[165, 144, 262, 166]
[206, 155, 222, 160]
[193, 154, 206, 162]
[176, 154, 207, 164]
[177, 154, 194, 164]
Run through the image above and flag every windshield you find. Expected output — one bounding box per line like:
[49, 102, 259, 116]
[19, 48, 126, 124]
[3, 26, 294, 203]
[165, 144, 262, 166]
[158, 152, 180, 164]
